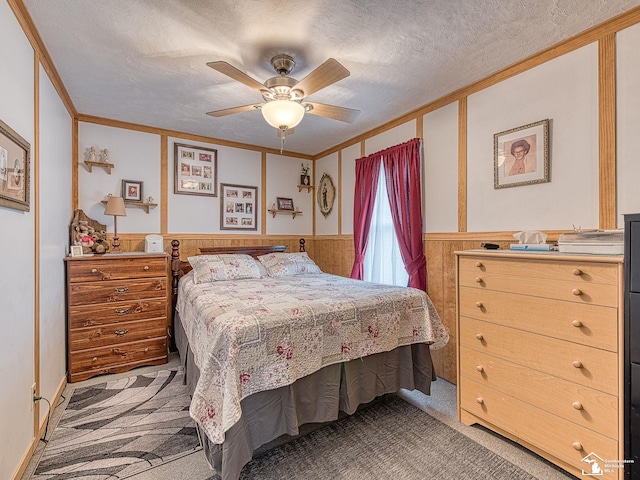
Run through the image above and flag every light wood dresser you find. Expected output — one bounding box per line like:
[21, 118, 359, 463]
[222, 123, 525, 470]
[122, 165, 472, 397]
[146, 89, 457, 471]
[65, 252, 169, 382]
[456, 250, 624, 479]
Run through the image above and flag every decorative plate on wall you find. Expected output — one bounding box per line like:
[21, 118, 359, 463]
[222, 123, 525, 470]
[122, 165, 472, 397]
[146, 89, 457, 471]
[317, 173, 335, 218]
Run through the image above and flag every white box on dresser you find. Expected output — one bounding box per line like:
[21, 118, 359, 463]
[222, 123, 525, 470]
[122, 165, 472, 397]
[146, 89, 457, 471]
[455, 250, 624, 479]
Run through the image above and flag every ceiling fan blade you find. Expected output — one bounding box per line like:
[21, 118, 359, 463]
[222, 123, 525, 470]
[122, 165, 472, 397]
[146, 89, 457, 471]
[206, 104, 262, 117]
[207, 61, 267, 93]
[294, 58, 350, 97]
[305, 102, 360, 123]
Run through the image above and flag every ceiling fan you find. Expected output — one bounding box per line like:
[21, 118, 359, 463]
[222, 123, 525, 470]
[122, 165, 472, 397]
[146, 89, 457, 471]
[206, 54, 360, 149]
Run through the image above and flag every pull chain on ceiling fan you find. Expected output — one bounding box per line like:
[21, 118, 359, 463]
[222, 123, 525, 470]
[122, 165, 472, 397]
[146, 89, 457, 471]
[206, 54, 360, 152]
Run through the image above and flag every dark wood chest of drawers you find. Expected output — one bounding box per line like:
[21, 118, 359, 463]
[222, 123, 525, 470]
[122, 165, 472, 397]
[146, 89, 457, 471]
[65, 253, 169, 382]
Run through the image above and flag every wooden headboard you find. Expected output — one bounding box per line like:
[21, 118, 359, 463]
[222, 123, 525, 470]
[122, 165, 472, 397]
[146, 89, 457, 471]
[169, 238, 306, 322]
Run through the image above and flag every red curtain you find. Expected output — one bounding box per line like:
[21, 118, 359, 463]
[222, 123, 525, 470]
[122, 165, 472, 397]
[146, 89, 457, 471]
[350, 153, 382, 280]
[382, 138, 427, 291]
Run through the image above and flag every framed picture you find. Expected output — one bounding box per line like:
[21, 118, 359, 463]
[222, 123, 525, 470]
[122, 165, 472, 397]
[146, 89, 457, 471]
[174, 143, 218, 196]
[317, 173, 336, 217]
[276, 197, 294, 211]
[0, 117, 30, 211]
[122, 179, 143, 202]
[70, 245, 83, 257]
[220, 183, 258, 231]
[494, 119, 549, 189]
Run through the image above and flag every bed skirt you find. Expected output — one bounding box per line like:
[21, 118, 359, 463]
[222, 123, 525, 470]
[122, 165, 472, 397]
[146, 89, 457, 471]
[175, 311, 436, 480]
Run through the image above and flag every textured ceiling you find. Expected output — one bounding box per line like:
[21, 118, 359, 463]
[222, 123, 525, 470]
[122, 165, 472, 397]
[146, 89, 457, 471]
[22, 0, 640, 156]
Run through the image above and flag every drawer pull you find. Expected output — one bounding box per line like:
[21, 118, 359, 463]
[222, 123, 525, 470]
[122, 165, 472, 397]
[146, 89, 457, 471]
[572, 360, 583, 369]
[572, 288, 583, 296]
[572, 401, 584, 410]
[475, 261, 483, 268]
[573, 268, 583, 276]
[572, 320, 583, 327]
[92, 356, 98, 362]
[475, 302, 483, 308]
[144, 347, 149, 353]
[476, 365, 484, 372]
[115, 287, 129, 293]
[114, 329, 129, 336]
[475, 333, 484, 341]
[572, 441, 583, 451]
[476, 397, 484, 405]
[115, 308, 129, 315]
[91, 268, 98, 273]
[474, 277, 482, 283]
[143, 265, 150, 271]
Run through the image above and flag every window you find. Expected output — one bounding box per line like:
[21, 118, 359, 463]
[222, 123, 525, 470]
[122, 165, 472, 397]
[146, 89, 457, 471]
[364, 165, 409, 287]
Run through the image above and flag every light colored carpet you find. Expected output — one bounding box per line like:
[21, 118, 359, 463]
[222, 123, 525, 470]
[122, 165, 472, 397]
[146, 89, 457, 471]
[22, 354, 576, 480]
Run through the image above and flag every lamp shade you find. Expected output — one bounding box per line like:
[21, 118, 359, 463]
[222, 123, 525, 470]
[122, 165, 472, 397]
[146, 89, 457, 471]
[261, 100, 305, 129]
[104, 196, 127, 216]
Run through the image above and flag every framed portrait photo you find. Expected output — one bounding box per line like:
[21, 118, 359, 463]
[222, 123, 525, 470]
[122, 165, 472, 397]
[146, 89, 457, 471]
[0, 117, 30, 212]
[70, 245, 83, 257]
[220, 183, 258, 231]
[317, 173, 336, 217]
[174, 143, 218, 196]
[122, 179, 143, 202]
[494, 119, 549, 189]
[276, 197, 295, 211]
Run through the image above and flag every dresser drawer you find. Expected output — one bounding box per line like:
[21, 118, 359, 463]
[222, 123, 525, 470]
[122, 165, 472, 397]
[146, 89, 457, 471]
[459, 256, 619, 285]
[69, 299, 166, 329]
[460, 377, 619, 479]
[459, 286, 618, 351]
[69, 318, 167, 350]
[460, 317, 618, 395]
[460, 347, 618, 439]
[67, 256, 167, 282]
[459, 267, 618, 307]
[68, 337, 167, 376]
[68, 278, 167, 306]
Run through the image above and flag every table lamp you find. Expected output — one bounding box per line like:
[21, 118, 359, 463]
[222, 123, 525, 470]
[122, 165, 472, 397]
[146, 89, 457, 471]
[104, 196, 126, 253]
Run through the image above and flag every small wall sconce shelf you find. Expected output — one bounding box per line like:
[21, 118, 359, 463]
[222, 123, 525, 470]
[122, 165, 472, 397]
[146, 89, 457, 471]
[268, 208, 302, 219]
[297, 184, 314, 192]
[101, 199, 157, 214]
[85, 160, 115, 174]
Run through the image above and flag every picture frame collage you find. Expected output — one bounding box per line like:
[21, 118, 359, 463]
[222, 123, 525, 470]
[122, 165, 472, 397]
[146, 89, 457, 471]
[0, 118, 30, 212]
[220, 183, 258, 231]
[174, 143, 218, 196]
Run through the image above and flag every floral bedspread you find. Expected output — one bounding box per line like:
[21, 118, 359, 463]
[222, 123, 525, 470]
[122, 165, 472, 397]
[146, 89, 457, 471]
[176, 272, 448, 444]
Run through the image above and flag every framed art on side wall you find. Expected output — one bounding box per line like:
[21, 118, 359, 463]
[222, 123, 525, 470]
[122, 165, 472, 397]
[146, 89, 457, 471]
[494, 119, 549, 189]
[174, 143, 218, 196]
[122, 179, 143, 202]
[0, 118, 30, 212]
[220, 183, 258, 231]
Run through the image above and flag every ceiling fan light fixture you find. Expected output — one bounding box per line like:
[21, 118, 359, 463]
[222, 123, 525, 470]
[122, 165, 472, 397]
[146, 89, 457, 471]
[261, 100, 305, 129]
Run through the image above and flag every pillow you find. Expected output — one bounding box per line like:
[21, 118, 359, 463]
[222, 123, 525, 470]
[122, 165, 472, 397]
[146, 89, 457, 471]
[258, 252, 322, 277]
[188, 254, 262, 284]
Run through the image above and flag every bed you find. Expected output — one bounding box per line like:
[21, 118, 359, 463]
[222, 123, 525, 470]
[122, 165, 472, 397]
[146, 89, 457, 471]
[169, 239, 448, 480]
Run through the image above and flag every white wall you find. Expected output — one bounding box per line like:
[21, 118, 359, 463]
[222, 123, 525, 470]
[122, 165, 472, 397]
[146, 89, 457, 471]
[314, 152, 338, 235]
[168, 137, 263, 234]
[78, 123, 161, 234]
[467, 43, 599, 232]
[38, 65, 73, 427]
[0, 1, 36, 477]
[423, 102, 459, 233]
[616, 23, 640, 226]
[265, 153, 313, 235]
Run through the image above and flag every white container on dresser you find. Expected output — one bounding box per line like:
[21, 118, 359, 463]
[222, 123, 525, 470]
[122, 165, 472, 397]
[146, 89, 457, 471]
[455, 250, 624, 479]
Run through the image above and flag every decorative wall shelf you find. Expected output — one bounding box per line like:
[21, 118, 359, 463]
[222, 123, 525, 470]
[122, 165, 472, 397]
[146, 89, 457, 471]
[268, 208, 302, 219]
[101, 199, 157, 214]
[85, 160, 114, 174]
[297, 184, 314, 192]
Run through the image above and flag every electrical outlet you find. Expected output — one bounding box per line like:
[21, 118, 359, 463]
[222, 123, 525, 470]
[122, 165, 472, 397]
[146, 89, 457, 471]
[30, 383, 36, 410]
